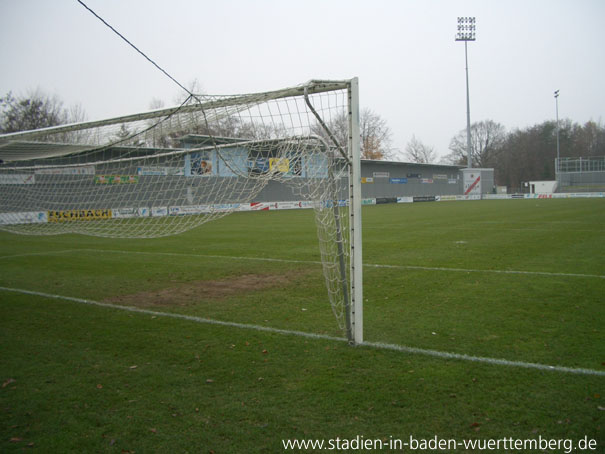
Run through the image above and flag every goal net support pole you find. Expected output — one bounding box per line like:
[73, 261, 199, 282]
[348, 78, 363, 345]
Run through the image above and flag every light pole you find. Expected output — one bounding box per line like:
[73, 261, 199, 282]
[554, 90, 560, 176]
[456, 17, 476, 169]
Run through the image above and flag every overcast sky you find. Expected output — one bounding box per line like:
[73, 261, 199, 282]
[1, 0, 604, 160]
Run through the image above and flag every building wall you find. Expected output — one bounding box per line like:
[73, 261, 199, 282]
[556, 156, 605, 192]
[180, 135, 468, 200]
[529, 181, 558, 194]
[461, 168, 495, 196]
[360, 161, 463, 198]
[558, 171, 605, 192]
[1, 140, 488, 214]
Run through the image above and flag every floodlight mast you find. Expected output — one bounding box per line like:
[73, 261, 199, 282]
[554, 90, 560, 176]
[456, 17, 476, 169]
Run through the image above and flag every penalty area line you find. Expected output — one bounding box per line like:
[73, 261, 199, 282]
[0, 249, 84, 261]
[366, 263, 605, 279]
[1, 285, 604, 377]
[0, 286, 342, 343]
[28, 248, 604, 280]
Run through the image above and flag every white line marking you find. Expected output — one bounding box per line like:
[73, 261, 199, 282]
[0, 250, 82, 260]
[366, 224, 602, 233]
[362, 341, 605, 376]
[366, 263, 605, 279]
[0, 286, 342, 342]
[1, 248, 603, 279]
[71, 248, 605, 279]
[1, 285, 604, 377]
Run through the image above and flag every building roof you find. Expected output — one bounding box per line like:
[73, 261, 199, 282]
[0, 140, 182, 164]
[0, 141, 95, 162]
[361, 158, 465, 169]
[178, 134, 250, 147]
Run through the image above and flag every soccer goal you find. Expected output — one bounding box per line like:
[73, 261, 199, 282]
[0, 79, 363, 344]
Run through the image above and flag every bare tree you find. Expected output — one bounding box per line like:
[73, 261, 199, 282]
[0, 89, 86, 133]
[572, 120, 605, 157]
[173, 78, 205, 104]
[148, 98, 165, 110]
[359, 108, 393, 159]
[445, 120, 506, 167]
[311, 108, 393, 160]
[404, 135, 436, 163]
[67, 102, 87, 124]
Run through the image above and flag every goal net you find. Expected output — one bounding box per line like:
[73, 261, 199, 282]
[0, 79, 363, 343]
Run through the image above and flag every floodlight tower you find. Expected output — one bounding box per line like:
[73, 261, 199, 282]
[456, 17, 476, 169]
[554, 90, 560, 175]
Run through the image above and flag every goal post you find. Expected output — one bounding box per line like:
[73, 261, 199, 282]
[0, 78, 364, 344]
[348, 78, 363, 344]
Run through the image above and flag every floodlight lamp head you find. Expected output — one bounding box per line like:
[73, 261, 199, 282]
[554, 90, 560, 98]
[455, 17, 477, 41]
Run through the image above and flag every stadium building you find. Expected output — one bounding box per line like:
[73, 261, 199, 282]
[179, 135, 493, 203]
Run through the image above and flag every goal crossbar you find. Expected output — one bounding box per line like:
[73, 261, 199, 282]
[0, 80, 350, 143]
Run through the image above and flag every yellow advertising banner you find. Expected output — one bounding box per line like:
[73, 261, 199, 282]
[269, 158, 290, 173]
[95, 175, 139, 184]
[47, 209, 112, 222]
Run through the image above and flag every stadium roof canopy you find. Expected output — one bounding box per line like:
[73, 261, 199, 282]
[0, 140, 97, 162]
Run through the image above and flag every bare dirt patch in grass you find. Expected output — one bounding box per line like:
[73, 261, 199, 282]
[104, 271, 307, 308]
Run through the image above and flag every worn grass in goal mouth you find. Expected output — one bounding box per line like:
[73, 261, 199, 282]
[103, 270, 308, 308]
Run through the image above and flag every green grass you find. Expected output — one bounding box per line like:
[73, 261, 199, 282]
[1, 199, 604, 452]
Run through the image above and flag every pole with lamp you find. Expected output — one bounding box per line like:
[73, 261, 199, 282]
[554, 90, 560, 177]
[456, 17, 476, 169]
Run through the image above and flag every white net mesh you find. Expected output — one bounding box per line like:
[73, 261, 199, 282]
[0, 80, 354, 335]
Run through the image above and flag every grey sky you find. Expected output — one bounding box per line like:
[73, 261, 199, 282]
[1, 0, 604, 160]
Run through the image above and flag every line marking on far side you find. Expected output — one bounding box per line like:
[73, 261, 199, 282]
[11, 248, 600, 279]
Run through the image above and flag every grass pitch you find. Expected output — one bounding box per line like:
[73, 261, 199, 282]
[1, 198, 603, 452]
